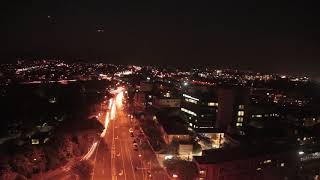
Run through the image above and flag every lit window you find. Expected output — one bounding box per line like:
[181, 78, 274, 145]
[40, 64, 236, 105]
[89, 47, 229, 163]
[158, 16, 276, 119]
[208, 102, 218, 107]
[236, 123, 242, 127]
[185, 98, 198, 104]
[238, 111, 244, 116]
[280, 163, 285, 167]
[181, 108, 197, 116]
[31, 139, 39, 145]
[183, 94, 199, 101]
[189, 123, 193, 127]
[199, 170, 206, 175]
[238, 105, 244, 109]
[237, 117, 243, 122]
[263, 160, 272, 164]
[256, 167, 262, 171]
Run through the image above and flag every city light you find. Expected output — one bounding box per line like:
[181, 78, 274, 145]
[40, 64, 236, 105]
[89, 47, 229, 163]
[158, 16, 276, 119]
[165, 155, 173, 160]
[3, 1, 319, 179]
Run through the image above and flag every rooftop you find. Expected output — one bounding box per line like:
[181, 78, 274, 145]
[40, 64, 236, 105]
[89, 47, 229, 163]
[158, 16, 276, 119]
[156, 112, 190, 135]
[193, 144, 297, 164]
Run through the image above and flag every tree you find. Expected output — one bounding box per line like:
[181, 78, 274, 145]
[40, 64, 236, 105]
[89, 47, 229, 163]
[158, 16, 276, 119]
[167, 140, 179, 154]
[9, 154, 33, 178]
[14, 174, 28, 180]
[71, 160, 93, 180]
[164, 159, 199, 180]
[192, 142, 202, 155]
[26, 147, 46, 174]
[0, 169, 18, 180]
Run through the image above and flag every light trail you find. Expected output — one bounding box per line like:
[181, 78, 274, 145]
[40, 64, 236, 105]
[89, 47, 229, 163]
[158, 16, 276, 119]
[100, 112, 110, 137]
[81, 141, 98, 160]
[111, 103, 116, 120]
[110, 86, 124, 95]
[109, 99, 113, 109]
[116, 91, 123, 107]
[81, 87, 124, 169]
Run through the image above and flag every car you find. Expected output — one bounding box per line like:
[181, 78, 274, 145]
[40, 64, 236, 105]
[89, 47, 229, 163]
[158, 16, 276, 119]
[129, 128, 134, 133]
[119, 170, 124, 176]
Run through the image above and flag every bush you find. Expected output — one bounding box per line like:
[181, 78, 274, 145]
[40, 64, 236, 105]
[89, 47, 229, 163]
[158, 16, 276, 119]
[192, 142, 202, 155]
[71, 160, 93, 180]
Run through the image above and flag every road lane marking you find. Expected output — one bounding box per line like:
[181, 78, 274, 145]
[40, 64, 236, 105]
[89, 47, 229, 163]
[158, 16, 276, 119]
[119, 134, 127, 180]
[123, 132, 137, 180]
[111, 120, 116, 180]
[91, 140, 101, 180]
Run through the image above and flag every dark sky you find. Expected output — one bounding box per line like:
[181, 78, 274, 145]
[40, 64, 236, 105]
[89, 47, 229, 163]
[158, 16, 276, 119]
[1, 1, 320, 76]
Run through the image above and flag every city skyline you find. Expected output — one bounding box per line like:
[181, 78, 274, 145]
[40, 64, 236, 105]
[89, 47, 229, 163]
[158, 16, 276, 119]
[1, 60, 320, 179]
[2, 1, 320, 180]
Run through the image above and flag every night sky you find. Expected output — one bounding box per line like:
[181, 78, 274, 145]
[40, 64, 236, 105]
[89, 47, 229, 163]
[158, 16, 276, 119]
[1, 1, 320, 76]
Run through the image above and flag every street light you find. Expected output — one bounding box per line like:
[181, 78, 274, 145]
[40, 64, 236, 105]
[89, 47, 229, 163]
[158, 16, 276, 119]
[165, 155, 173, 160]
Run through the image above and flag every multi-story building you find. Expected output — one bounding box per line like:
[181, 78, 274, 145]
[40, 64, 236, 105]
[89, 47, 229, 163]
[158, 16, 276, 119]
[180, 86, 249, 132]
[194, 145, 299, 180]
[180, 86, 218, 130]
[133, 81, 154, 113]
[133, 91, 147, 113]
[153, 96, 181, 108]
[216, 87, 249, 132]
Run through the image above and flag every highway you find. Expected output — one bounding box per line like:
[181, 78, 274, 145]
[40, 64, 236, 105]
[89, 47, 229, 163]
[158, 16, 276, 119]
[92, 89, 170, 180]
[32, 88, 170, 180]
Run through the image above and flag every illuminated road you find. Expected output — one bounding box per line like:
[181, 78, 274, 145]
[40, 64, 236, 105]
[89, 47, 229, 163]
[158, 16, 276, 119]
[92, 89, 170, 180]
[32, 88, 169, 180]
